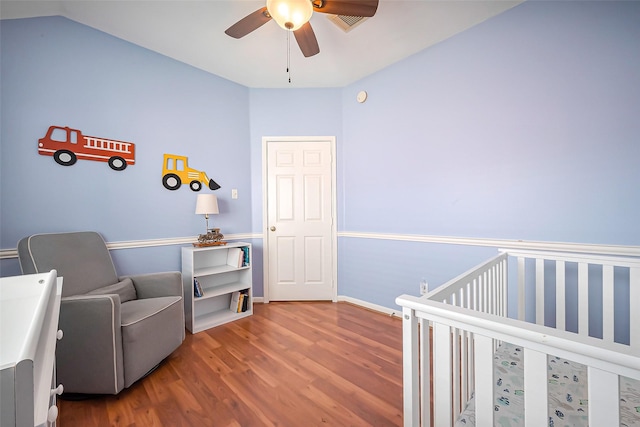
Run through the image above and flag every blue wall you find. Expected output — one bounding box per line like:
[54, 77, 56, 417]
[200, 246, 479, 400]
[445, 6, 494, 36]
[1, 16, 252, 276]
[338, 0, 640, 308]
[341, 0, 639, 244]
[2, 2, 639, 315]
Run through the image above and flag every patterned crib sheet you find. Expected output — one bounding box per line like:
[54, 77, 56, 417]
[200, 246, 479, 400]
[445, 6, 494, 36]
[454, 342, 640, 427]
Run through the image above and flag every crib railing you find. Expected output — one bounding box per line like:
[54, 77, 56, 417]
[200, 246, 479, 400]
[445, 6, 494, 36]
[396, 249, 640, 427]
[506, 248, 640, 347]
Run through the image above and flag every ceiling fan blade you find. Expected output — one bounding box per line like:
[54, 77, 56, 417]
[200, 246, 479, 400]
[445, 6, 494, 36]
[312, 0, 379, 17]
[225, 7, 272, 39]
[294, 22, 320, 58]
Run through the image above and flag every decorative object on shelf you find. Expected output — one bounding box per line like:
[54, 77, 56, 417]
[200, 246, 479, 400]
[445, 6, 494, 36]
[162, 153, 221, 192]
[194, 194, 226, 247]
[196, 228, 225, 247]
[38, 125, 135, 171]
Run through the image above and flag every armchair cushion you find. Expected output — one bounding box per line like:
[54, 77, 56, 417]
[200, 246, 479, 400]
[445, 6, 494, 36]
[121, 272, 182, 299]
[120, 296, 183, 387]
[86, 278, 137, 303]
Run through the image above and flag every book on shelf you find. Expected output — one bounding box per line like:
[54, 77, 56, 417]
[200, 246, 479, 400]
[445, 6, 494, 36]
[229, 289, 250, 313]
[226, 248, 244, 268]
[230, 291, 240, 312]
[237, 292, 245, 312]
[241, 289, 249, 312]
[194, 278, 204, 298]
[241, 246, 250, 267]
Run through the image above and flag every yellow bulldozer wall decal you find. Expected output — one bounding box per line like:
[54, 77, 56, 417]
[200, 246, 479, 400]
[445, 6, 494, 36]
[162, 153, 221, 192]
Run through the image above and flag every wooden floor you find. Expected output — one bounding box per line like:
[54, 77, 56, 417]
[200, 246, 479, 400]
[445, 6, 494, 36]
[58, 301, 404, 427]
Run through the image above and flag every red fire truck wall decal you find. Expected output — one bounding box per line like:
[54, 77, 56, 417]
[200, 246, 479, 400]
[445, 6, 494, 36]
[38, 125, 135, 171]
[162, 153, 221, 191]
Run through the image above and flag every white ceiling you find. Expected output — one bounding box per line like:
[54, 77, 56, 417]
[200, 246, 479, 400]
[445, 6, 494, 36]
[1, 0, 523, 88]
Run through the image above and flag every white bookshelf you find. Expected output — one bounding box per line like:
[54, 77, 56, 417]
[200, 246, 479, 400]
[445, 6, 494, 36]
[181, 243, 252, 333]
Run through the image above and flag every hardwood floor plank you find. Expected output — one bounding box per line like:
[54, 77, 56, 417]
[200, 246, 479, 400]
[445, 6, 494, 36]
[58, 302, 403, 427]
[300, 383, 372, 426]
[297, 355, 402, 425]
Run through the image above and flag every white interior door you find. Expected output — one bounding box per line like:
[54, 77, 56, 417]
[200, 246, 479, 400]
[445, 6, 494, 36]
[263, 136, 336, 301]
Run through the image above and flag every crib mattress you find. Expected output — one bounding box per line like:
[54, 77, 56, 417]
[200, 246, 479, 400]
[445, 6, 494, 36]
[454, 342, 640, 427]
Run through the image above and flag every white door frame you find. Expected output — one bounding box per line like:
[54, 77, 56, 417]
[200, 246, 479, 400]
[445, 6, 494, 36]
[261, 136, 338, 303]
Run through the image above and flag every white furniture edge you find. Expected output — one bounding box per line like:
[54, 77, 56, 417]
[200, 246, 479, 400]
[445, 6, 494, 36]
[0, 270, 63, 427]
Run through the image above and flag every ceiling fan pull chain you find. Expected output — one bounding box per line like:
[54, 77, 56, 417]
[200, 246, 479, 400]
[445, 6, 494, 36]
[287, 30, 292, 84]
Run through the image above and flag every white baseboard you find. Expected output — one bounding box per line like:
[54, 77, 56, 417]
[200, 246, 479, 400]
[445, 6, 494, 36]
[252, 295, 401, 318]
[337, 296, 402, 318]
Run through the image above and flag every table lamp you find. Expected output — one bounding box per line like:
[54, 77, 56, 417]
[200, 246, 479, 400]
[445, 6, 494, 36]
[195, 194, 219, 232]
[195, 194, 225, 246]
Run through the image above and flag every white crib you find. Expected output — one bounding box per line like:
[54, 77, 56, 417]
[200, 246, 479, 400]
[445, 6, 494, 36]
[396, 248, 640, 426]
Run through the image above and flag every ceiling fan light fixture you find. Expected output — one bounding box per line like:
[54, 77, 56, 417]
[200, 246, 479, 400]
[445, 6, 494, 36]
[266, 0, 313, 31]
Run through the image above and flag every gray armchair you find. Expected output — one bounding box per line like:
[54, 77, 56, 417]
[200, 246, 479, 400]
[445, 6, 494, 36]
[17, 231, 185, 395]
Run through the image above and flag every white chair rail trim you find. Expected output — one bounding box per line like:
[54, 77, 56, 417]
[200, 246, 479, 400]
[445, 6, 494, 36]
[0, 233, 259, 260]
[339, 232, 640, 257]
[2, 232, 638, 259]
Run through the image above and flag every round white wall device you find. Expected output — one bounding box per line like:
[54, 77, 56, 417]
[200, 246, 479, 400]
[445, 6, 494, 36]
[356, 91, 368, 103]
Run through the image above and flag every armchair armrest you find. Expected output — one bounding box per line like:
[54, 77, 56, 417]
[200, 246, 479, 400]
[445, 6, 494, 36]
[122, 271, 182, 299]
[57, 295, 124, 394]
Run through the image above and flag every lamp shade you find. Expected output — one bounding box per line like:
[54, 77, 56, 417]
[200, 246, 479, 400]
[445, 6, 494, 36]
[266, 0, 313, 31]
[195, 194, 219, 215]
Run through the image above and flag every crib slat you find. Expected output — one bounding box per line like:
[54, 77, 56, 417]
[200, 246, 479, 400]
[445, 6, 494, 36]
[401, 307, 419, 427]
[474, 335, 494, 426]
[434, 323, 453, 427]
[495, 262, 500, 315]
[487, 266, 498, 314]
[602, 265, 614, 343]
[481, 273, 487, 313]
[452, 327, 461, 418]
[471, 278, 478, 311]
[486, 270, 492, 314]
[588, 367, 619, 425]
[578, 262, 589, 337]
[518, 257, 526, 321]
[468, 332, 475, 399]
[631, 267, 639, 350]
[536, 258, 544, 325]
[629, 267, 640, 354]
[420, 319, 431, 427]
[461, 331, 469, 404]
[556, 260, 566, 331]
[459, 331, 467, 415]
[500, 260, 507, 317]
[495, 264, 502, 316]
[524, 348, 548, 426]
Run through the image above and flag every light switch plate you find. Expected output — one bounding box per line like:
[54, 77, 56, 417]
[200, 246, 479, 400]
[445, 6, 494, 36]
[231, 189, 238, 199]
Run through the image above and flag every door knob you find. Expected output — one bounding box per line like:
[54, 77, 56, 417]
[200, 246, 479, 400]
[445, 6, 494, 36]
[270, 226, 276, 231]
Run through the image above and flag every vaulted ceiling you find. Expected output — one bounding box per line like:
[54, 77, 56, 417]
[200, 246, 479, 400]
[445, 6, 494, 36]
[1, 0, 523, 88]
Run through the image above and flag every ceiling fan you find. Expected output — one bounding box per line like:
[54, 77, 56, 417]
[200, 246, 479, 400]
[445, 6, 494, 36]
[225, 0, 379, 58]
